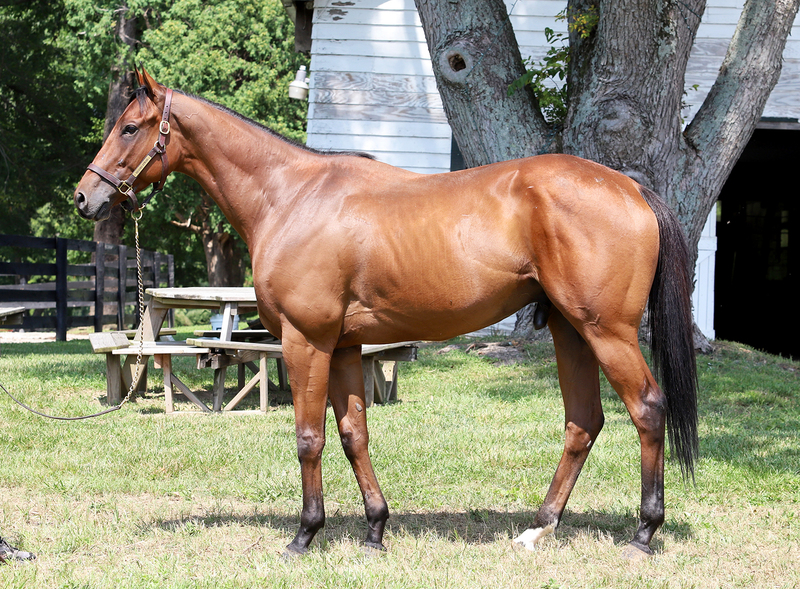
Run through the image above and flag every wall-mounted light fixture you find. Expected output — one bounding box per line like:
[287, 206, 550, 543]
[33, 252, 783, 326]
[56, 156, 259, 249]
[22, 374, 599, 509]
[289, 65, 309, 100]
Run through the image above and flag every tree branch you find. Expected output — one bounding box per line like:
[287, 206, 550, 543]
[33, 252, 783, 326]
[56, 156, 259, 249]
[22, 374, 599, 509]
[170, 213, 201, 234]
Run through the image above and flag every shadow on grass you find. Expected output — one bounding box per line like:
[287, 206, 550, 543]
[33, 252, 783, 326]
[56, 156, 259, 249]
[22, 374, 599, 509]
[145, 506, 694, 552]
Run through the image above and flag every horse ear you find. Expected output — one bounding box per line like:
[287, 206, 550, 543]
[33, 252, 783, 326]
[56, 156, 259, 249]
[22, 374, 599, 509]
[137, 66, 165, 100]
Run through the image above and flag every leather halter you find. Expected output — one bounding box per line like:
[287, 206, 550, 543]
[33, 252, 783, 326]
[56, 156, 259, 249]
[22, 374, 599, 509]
[87, 88, 174, 212]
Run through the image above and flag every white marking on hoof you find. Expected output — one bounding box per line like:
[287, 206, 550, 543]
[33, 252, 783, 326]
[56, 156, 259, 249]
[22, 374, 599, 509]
[513, 523, 556, 551]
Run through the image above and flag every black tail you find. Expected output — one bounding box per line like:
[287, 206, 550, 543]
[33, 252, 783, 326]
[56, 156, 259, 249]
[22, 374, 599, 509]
[639, 186, 699, 480]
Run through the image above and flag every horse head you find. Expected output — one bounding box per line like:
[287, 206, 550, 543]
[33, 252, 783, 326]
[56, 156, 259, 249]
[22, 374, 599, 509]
[74, 68, 174, 221]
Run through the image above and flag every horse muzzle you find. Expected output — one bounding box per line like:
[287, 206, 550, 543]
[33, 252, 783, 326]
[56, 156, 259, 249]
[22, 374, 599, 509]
[74, 185, 113, 221]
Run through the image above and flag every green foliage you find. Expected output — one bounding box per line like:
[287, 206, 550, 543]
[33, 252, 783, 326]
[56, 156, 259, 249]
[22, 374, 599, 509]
[129, 0, 309, 286]
[0, 0, 98, 239]
[0, 0, 308, 286]
[508, 6, 598, 125]
[135, 0, 308, 143]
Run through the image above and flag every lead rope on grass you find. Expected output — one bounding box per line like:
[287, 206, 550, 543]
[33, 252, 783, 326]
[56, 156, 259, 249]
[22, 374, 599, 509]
[0, 211, 147, 421]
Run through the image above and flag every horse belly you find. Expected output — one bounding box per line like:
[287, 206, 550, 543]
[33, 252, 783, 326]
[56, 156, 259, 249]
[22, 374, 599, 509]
[341, 268, 541, 344]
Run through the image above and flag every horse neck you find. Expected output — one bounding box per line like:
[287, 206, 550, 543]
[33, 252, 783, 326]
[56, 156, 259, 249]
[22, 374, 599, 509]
[170, 93, 314, 245]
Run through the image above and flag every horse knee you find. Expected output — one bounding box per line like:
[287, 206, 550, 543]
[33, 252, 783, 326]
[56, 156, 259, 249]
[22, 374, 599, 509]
[563, 412, 604, 456]
[338, 418, 368, 461]
[296, 429, 325, 463]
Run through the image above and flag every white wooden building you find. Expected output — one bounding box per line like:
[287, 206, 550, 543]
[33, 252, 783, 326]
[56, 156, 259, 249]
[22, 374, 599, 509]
[290, 0, 800, 340]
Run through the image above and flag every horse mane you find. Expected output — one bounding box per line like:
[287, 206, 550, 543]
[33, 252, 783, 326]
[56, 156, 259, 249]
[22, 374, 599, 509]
[130, 86, 374, 160]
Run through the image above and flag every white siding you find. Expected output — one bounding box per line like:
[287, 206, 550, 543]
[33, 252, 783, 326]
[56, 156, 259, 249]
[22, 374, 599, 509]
[307, 0, 450, 174]
[683, 2, 800, 121]
[694, 208, 717, 339]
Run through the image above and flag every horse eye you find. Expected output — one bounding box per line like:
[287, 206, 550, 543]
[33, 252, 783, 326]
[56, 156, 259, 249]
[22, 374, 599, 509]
[122, 124, 138, 136]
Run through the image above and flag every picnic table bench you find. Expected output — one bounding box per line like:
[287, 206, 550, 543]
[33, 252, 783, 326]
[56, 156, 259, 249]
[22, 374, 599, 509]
[188, 337, 418, 411]
[91, 331, 416, 414]
[0, 306, 25, 326]
[90, 331, 212, 408]
[0, 306, 25, 356]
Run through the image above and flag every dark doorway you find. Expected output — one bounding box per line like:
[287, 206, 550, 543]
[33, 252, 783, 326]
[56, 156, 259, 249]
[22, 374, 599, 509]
[715, 125, 799, 359]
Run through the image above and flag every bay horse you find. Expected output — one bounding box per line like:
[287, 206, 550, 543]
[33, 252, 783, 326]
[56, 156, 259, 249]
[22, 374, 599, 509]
[74, 69, 698, 558]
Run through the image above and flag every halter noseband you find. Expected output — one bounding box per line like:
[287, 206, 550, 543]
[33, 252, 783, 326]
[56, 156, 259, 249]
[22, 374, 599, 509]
[87, 88, 174, 213]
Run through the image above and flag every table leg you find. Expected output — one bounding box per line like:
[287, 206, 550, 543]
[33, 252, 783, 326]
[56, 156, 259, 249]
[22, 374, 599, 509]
[121, 354, 149, 396]
[162, 355, 174, 414]
[219, 302, 238, 340]
[362, 357, 375, 407]
[212, 367, 226, 411]
[139, 304, 169, 342]
[260, 353, 268, 412]
[106, 353, 122, 405]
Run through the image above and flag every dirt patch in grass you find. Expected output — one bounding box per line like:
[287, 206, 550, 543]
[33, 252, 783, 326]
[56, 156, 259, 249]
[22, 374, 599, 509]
[435, 341, 529, 365]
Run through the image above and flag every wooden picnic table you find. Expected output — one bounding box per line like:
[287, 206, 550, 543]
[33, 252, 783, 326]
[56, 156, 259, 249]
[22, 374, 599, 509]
[140, 287, 258, 342]
[0, 306, 25, 326]
[94, 287, 416, 413]
[108, 287, 259, 408]
[0, 306, 25, 355]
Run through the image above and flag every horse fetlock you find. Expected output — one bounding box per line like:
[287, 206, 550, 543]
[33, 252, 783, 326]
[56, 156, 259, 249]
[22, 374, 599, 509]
[512, 522, 557, 551]
[366, 497, 389, 523]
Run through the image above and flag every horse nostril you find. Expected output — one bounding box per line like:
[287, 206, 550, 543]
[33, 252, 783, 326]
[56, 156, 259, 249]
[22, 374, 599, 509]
[76, 192, 86, 207]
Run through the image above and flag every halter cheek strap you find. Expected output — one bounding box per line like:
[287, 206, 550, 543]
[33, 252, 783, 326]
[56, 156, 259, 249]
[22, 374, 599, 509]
[87, 88, 174, 213]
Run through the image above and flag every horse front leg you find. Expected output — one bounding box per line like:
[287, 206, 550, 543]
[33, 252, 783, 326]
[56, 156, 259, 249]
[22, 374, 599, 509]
[280, 326, 335, 556]
[515, 308, 604, 550]
[328, 345, 389, 552]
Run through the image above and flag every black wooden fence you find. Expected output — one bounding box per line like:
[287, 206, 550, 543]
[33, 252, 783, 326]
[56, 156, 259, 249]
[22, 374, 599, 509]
[0, 234, 173, 340]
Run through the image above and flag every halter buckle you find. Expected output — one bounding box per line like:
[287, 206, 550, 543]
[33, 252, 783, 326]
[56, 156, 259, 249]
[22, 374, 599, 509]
[118, 181, 133, 195]
[159, 120, 171, 135]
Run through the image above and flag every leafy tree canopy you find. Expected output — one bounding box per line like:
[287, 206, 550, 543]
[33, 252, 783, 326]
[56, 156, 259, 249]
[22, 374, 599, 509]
[1, 0, 307, 286]
[0, 0, 98, 238]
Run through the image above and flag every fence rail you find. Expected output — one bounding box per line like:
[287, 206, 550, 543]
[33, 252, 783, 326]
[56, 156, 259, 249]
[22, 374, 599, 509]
[0, 234, 173, 340]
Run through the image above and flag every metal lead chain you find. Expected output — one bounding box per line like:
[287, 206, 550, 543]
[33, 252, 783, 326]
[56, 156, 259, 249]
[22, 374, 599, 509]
[117, 210, 147, 409]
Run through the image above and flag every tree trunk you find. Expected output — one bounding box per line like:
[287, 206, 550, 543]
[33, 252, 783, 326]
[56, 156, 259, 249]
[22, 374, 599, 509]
[201, 228, 244, 288]
[174, 193, 245, 287]
[414, 0, 551, 164]
[93, 5, 138, 247]
[416, 0, 800, 345]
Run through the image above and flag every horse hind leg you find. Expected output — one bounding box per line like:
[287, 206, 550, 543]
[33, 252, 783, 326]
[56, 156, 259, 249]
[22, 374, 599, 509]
[585, 327, 667, 557]
[328, 345, 390, 552]
[515, 307, 604, 550]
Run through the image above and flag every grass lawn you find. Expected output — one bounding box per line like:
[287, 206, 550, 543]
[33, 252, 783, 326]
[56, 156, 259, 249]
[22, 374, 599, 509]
[0, 328, 797, 588]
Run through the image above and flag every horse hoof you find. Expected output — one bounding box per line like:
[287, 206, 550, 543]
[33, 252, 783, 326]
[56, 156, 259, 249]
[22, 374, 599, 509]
[512, 524, 555, 551]
[362, 542, 386, 558]
[622, 542, 653, 560]
[280, 544, 307, 561]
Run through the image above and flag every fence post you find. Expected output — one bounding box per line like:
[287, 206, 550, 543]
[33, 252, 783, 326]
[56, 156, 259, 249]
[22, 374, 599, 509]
[94, 242, 106, 332]
[55, 237, 68, 341]
[117, 244, 127, 329]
